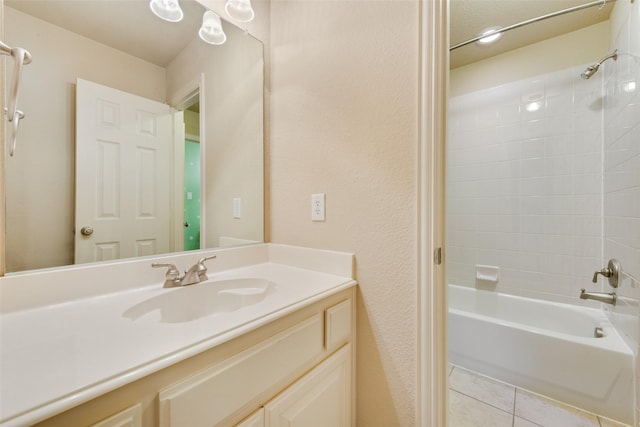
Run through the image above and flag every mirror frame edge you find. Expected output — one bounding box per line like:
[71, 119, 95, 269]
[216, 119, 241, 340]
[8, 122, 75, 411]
[1, 0, 6, 278]
[0, 5, 267, 276]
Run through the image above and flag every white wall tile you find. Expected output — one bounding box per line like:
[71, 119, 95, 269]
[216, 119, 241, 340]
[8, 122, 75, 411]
[545, 134, 573, 157]
[447, 29, 638, 327]
[573, 195, 602, 216]
[497, 103, 521, 125]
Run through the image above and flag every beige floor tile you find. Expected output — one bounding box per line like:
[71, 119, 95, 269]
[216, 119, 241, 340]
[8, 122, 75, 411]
[514, 417, 542, 427]
[514, 389, 600, 427]
[449, 366, 515, 413]
[449, 390, 513, 427]
[599, 416, 632, 427]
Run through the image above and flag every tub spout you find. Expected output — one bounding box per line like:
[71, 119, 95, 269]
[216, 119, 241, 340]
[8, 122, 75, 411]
[580, 289, 616, 305]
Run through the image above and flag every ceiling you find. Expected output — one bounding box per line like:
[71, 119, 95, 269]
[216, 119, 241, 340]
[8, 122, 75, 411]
[5, 0, 206, 67]
[450, 0, 616, 69]
[7, 0, 615, 70]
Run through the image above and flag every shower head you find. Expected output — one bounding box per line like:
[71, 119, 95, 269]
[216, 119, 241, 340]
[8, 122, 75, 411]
[581, 64, 600, 79]
[581, 49, 618, 79]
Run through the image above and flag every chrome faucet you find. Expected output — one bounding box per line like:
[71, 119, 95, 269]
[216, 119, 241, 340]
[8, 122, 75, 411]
[592, 258, 621, 288]
[580, 288, 616, 305]
[152, 255, 217, 288]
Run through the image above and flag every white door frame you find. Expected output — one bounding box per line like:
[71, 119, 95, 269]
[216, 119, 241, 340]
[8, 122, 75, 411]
[171, 110, 186, 252]
[417, 0, 448, 426]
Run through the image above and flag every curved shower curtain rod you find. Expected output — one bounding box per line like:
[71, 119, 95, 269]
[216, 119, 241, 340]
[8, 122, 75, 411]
[450, 0, 618, 51]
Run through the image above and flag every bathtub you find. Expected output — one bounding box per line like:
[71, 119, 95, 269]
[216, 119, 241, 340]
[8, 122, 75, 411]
[448, 284, 635, 425]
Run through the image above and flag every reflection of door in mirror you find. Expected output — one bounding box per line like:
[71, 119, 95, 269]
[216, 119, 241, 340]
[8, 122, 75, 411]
[75, 79, 172, 264]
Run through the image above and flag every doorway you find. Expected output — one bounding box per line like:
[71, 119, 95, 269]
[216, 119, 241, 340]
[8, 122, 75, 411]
[446, 1, 639, 426]
[182, 101, 201, 251]
[172, 83, 204, 253]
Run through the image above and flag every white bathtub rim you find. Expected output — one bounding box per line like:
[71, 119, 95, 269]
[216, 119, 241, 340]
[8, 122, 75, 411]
[448, 284, 634, 355]
[448, 307, 633, 355]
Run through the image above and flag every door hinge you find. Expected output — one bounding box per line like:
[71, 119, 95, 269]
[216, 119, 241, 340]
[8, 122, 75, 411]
[434, 247, 442, 265]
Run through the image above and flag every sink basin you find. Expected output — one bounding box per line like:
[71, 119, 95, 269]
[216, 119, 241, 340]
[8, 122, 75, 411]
[123, 278, 275, 323]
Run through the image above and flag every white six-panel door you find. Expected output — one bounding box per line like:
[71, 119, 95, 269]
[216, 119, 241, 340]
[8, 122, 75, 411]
[75, 78, 172, 264]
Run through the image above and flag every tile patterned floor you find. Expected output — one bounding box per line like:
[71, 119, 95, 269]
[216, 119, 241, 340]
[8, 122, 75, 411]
[448, 365, 631, 427]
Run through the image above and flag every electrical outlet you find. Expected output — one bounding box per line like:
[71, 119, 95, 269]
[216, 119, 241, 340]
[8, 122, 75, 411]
[311, 193, 325, 221]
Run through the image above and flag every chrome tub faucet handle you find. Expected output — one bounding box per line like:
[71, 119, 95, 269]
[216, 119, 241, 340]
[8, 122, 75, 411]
[592, 258, 621, 288]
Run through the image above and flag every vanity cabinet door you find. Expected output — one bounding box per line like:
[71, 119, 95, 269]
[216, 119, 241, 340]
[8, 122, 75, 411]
[235, 408, 264, 427]
[158, 314, 324, 427]
[325, 299, 352, 352]
[89, 403, 142, 427]
[264, 345, 351, 427]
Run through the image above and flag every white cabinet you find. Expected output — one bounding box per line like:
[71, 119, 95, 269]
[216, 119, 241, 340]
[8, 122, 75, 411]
[159, 314, 325, 426]
[325, 299, 352, 352]
[264, 345, 351, 427]
[34, 291, 354, 427]
[159, 297, 353, 427]
[89, 404, 142, 427]
[236, 409, 265, 427]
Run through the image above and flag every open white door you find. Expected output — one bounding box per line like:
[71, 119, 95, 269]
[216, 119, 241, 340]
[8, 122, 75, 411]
[75, 78, 172, 264]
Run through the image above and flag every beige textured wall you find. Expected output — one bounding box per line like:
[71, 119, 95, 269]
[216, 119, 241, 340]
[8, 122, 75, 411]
[269, 1, 419, 425]
[4, 7, 166, 272]
[450, 21, 610, 97]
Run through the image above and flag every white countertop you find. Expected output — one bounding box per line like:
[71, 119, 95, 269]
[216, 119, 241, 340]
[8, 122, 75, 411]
[0, 244, 355, 426]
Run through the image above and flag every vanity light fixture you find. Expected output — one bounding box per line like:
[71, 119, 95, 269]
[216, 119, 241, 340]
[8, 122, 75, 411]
[199, 11, 227, 45]
[224, 0, 255, 22]
[476, 26, 503, 45]
[150, 0, 184, 22]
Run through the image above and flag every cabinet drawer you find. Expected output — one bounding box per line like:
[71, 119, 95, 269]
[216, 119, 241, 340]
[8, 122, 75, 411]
[325, 299, 351, 351]
[159, 314, 324, 427]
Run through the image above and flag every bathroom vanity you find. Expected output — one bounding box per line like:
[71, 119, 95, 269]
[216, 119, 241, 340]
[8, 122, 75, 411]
[0, 244, 356, 427]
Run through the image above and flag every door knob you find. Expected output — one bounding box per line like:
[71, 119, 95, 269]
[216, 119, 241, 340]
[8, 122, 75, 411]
[80, 226, 94, 236]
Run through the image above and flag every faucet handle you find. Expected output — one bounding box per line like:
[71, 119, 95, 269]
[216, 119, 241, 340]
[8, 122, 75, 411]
[195, 255, 217, 281]
[592, 258, 621, 288]
[197, 255, 217, 265]
[592, 268, 611, 282]
[152, 262, 181, 283]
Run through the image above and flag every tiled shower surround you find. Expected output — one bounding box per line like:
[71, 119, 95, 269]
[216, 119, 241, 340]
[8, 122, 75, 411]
[447, 65, 608, 304]
[604, 3, 640, 424]
[448, 2, 639, 424]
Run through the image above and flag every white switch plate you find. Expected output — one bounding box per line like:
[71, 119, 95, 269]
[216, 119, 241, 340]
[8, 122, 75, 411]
[311, 193, 325, 221]
[233, 198, 241, 218]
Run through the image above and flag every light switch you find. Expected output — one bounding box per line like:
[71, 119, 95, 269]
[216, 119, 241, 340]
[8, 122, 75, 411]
[233, 198, 241, 218]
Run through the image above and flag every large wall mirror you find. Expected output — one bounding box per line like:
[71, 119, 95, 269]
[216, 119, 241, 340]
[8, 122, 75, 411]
[3, 0, 264, 273]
